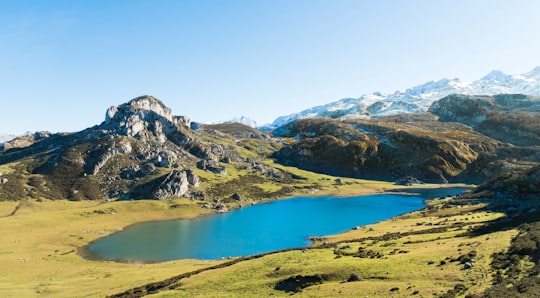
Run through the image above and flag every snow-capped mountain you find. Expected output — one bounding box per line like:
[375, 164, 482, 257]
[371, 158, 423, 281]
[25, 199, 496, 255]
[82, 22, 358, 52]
[0, 133, 15, 144]
[269, 66, 540, 128]
[225, 116, 258, 128]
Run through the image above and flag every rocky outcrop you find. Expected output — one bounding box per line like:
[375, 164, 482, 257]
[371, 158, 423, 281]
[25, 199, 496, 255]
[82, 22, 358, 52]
[0, 96, 213, 201]
[197, 159, 227, 174]
[151, 170, 200, 200]
[471, 165, 540, 200]
[0, 95, 290, 202]
[395, 176, 424, 186]
[1, 131, 52, 151]
[273, 117, 506, 183]
[88, 140, 132, 175]
[101, 95, 192, 146]
[429, 94, 540, 146]
[185, 169, 200, 186]
[127, 169, 201, 200]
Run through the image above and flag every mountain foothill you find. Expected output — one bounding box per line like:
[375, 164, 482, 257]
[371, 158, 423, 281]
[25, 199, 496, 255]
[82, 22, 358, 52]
[1, 69, 539, 203]
[1, 68, 540, 298]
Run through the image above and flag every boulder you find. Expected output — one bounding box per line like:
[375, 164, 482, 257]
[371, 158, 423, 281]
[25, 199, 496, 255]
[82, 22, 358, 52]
[215, 203, 229, 213]
[120, 164, 140, 179]
[197, 159, 227, 174]
[396, 176, 424, 186]
[151, 169, 200, 200]
[152, 170, 188, 200]
[140, 163, 157, 176]
[186, 170, 200, 187]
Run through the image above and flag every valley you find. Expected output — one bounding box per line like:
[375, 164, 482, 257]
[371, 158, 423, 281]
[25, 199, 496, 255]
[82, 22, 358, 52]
[0, 91, 538, 297]
[0, 182, 480, 297]
[2, 1, 540, 296]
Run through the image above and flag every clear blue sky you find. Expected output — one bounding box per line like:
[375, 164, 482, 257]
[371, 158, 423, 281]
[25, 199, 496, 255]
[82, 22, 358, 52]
[1, 0, 539, 134]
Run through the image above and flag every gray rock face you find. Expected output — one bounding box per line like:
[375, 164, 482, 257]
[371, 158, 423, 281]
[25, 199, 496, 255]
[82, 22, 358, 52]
[102, 96, 191, 144]
[429, 94, 540, 146]
[152, 169, 200, 200]
[150, 150, 177, 168]
[197, 159, 227, 174]
[186, 169, 200, 187]
[1, 131, 51, 151]
[429, 94, 540, 124]
[106, 95, 174, 124]
[89, 140, 132, 175]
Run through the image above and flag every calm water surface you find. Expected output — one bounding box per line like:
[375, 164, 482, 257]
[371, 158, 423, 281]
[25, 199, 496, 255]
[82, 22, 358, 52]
[88, 188, 467, 261]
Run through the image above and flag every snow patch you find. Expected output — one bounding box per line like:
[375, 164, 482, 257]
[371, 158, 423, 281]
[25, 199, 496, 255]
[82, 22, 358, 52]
[267, 67, 540, 128]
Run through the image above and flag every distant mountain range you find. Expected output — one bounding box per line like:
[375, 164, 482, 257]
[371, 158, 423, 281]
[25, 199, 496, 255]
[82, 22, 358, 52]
[225, 116, 258, 128]
[0, 133, 15, 144]
[268, 66, 540, 128]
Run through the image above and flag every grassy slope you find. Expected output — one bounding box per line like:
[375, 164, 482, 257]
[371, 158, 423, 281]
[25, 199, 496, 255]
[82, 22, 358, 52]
[0, 179, 474, 297]
[0, 159, 500, 298]
[143, 201, 516, 298]
[0, 159, 399, 298]
[0, 199, 224, 297]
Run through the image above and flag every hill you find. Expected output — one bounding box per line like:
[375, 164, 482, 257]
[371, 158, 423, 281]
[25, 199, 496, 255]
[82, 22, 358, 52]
[106, 164, 540, 298]
[429, 94, 540, 146]
[273, 94, 539, 184]
[1, 94, 539, 297]
[0, 96, 323, 203]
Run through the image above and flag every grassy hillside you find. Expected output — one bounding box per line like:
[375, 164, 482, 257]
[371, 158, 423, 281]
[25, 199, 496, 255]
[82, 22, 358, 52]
[0, 169, 402, 297]
[1, 96, 539, 297]
[273, 111, 539, 184]
[109, 192, 524, 297]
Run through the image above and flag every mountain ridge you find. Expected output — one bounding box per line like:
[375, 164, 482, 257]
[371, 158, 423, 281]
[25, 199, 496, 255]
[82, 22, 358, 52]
[268, 67, 540, 128]
[224, 116, 258, 128]
[0, 95, 316, 202]
[0, 133, 16, 144]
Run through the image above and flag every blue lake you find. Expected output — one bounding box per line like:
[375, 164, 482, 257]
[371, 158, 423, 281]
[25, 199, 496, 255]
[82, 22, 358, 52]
[87, 188, 467, 262]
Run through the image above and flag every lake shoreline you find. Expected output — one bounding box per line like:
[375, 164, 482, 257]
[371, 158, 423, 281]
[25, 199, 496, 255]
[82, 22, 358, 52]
[79, 183, 473, 263]
[0, 181, 481, 297]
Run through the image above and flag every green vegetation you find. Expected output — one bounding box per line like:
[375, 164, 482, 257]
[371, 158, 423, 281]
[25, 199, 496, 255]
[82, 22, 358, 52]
[110, 195, 521, 297]
[1, 97, 538, 297]
[272, 117, 508, 183]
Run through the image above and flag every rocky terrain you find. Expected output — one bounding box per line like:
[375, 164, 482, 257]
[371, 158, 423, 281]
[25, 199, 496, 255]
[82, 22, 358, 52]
[1, 94, 539, 298]
[268, 67, 540, 128]
[0, 132, 16, 144]
[272, 94, 539, 184]
[105, 162, 540, 298]
[1, 94, 538, 201]
[430, 94, 540, 146]
[0, 96, 300, 202]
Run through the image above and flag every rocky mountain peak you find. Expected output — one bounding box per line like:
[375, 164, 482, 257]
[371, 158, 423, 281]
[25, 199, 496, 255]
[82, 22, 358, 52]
[268, 66, 540, 128]
[0, 132, 16, 144]
[524, 66, 540, 78]
[106, 95, 173, 124]
[480, 70, 510, 82]
[225, 116, 258, 128]
[101, 95, 191, 143]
